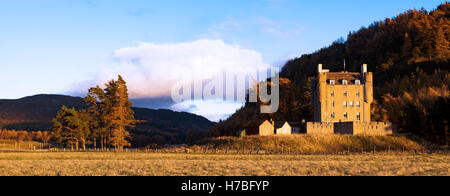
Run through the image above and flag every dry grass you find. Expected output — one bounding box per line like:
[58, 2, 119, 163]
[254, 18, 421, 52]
[190, 135, 427, 154]
[0, 152, 448, 176]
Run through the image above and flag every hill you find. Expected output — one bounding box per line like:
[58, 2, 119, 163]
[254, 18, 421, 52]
[0, 95, 86, 130]
[0, 94, 215, 146]
[211, 3, 450, 145]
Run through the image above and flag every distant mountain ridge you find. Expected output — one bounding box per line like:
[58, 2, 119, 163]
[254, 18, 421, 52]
[0, 94, 215, 145]
[0, 94, 86, 125]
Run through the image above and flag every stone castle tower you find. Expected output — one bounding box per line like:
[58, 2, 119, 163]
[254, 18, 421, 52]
[311, 64, 373, 123]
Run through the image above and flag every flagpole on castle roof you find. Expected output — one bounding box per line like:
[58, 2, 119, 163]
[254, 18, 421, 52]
[344, 58, 346, 72]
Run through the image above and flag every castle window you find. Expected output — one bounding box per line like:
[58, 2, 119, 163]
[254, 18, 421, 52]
[356, 92, 360, 97]
[331, 112, 335, 119]
[357, 113, 361, 121]
[344, 92, 348, 97]
[331, 101, 335, 107]
[344, 112, 348, 120]
[350, 101, 354, 107]
[342, 80, 348, 86]
[330, 80, 335, 86]
[343, 101, 347, 107]
[355, 80, 361, 86]
[331, 92, 334, 97]
[356, 101, 360, 107]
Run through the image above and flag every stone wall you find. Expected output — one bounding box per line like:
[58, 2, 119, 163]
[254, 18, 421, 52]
[353, 122, 396, 136]
[306, 122, 396, 136]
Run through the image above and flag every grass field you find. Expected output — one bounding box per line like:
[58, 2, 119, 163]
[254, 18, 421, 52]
[0, 152, 448, 176]
[189, 135, 429, 154]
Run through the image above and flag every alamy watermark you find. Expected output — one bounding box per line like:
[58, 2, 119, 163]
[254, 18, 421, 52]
[170, 66, 280, 114]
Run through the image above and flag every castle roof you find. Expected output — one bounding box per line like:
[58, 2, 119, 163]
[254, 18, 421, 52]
[325, 72, 363, 84]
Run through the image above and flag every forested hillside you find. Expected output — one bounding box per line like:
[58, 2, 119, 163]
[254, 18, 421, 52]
[211, 3, 449, 145]
[0, 95, 215, 146]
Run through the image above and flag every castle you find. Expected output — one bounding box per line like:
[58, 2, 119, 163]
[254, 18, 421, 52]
[307, 64, 396, 135]
[239, 64, 395, 137]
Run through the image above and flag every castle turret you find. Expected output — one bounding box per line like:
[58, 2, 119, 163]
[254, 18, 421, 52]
[318, 65, 328, 122]
[363, 64, 373, 104]
[318, 64, 329, 74]
[362, 64, 373, 122]
[361, 64, 367, 75]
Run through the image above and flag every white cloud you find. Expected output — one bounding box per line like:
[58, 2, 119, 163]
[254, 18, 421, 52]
[80, 39, 268, 99]
[170, 100, 245, 122]
[70, 39, 269, 121]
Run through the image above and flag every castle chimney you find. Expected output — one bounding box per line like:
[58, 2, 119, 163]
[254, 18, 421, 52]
[361, 64, 367, 74]
[318, 64, 323, 73]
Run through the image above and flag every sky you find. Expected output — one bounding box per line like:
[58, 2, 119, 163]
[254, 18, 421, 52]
[0, 0, 445, 121]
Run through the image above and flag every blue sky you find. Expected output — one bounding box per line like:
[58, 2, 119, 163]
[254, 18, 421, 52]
[0, 0, 444, 121]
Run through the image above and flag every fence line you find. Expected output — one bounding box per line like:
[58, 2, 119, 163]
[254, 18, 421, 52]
[39, 146, 449, 155]
[2, 141, 448, 155]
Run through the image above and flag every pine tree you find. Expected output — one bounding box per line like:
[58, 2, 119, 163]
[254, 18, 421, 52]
[77, 109, 93, 150]
[434, 21, 449, 58]
[106, 75, 136, 150]
[401, 32, 413, 62]
[52, 106, 90, 151]
[299, 77, 313, 121]
[85, 86, 106, 149]
[82, 76, 137, 150]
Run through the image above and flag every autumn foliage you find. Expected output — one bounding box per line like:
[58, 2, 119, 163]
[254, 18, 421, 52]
[52, 75, 137, 151]
[212, 3, 450, 145]
[0, 129, 52, 143]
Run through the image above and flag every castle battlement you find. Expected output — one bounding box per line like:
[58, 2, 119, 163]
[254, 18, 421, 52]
[353, 122, 396, 135]
[306, 122, 334, 134]
[306, 121, 396, 135]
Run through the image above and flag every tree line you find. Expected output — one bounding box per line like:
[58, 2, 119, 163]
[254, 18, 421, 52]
[372, 69, 449, 145]
[0, 129, 52, 144]
[51, 75, 137, 151]
[281, 3, 449, 79]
